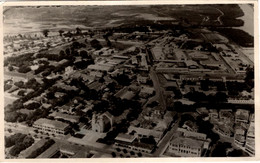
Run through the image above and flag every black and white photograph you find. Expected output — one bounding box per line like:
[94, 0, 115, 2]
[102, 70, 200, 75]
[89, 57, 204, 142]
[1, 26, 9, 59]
[2, 1, 256, 159]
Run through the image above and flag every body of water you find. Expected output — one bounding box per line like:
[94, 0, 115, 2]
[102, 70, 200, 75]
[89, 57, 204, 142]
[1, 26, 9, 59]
[236, 4, 254, 37]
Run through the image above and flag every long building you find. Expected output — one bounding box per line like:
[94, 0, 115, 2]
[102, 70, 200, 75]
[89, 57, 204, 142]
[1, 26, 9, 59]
[33, 118, 70, 135]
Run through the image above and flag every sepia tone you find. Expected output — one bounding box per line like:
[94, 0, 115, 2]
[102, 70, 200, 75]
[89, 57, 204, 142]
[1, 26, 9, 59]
[3, 4, 255, 159]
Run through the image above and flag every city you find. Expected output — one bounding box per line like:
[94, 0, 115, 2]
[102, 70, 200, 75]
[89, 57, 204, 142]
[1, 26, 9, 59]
[3, 4, 255, 158]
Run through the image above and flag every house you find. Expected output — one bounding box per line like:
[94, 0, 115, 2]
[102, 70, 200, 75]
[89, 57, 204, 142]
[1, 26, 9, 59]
[33, 118, 70, 135]
[115, 87, 137, 100]
[214, 124, 233, 138]
[127, 126, 164, 143]
[90, 71, 103, 78]
[182, 120, 198, 132]
[87, 64, 113, 72]
[209, 109, 218, 121]
[137, 73, 149, 84]
[92, 112, 113, 133]
[219, 109, 234, 124]
[185, 60, 199, 69]
[178, 34, 188, 41]
[234, 126, 246, 147]
[177, 128, 207, 140]
[64, 66, 74, 77]
[235, 109, 250, 124]
[194, 45, 203, 51]
[139, 86, 155, 98]
[196, 107, 209, 115]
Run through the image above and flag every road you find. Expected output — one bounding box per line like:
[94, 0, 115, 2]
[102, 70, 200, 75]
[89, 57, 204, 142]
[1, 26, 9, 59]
[153, 118, 180, 156]
[215, 8, 224, 25]
[149, 68, 166, 110]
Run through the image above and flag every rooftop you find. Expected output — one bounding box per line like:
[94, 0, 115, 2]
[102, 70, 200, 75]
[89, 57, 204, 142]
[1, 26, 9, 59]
[115, 133, 136, 143]
[171, 137, 204, 149]
[34, 118, 69, 130]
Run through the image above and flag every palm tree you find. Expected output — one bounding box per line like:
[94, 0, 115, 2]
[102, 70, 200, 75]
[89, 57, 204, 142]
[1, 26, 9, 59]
[58, 30, 64, 37]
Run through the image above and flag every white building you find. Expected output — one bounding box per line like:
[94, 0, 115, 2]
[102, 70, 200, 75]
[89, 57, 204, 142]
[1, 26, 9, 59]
[33, 118, 70, 135]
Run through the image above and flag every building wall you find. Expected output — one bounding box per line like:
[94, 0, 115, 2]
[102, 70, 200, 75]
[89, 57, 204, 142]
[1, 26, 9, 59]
[168, 143, 202, 157]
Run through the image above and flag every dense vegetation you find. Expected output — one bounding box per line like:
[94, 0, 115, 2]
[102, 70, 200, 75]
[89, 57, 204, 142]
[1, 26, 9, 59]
[5, 133, 34, 157]
[211, 28, 254, 47]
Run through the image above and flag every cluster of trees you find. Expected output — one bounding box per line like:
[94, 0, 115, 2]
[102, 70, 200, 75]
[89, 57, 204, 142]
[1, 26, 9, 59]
[90, 39, 102, 50]
[26, 139, 55, 158]
[4, 53, 35, 73]
[5, 133, 34, 157]
[211, 141, 247, 157]
[5, 78, 58, 123]
[140, 136, 156, 145]
[211, 28, 253, 47]
[5, 110, 27, 123]
[196, 116, 220, 144]
[226, 81, 251, 96]
[4, 53, 34, 68]
[112, 74, 132, 86]
[184, 91, 227, 103]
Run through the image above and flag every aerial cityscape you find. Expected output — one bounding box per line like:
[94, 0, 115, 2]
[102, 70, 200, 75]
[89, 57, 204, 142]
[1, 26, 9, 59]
[3, 4, 255, 158]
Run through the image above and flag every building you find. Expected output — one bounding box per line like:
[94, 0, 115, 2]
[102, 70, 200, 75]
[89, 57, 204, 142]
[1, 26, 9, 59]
[87, 64, 113, 72]
[245, 122, 255, 156]
[33, 118, 70, 135]
[139, 86, 155, 97]
[127, 126, 164, 143]
[219, 109, 234, 124]
[209, 109, 218, 121]
[234, 126, 246, 147]
[196, 107, 209, 115]
[168, 137, 208, 157]
[64, 66, 74, 77]
[92, 112, 113, 133]
[235, 109, 250, 124]
[177, 128, 207, 140]
[214, 124, 233, 138]
[182, 120, 198, 132]
[137, 73, 149, 84]
[114, 133, 155, 154]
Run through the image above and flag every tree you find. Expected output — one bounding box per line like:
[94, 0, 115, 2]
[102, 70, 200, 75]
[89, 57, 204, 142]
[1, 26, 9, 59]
[123, 149, 128, 154]
[90, 39, 102, 50]
[8, 66, 14, 71]
[111, 152, 116, 158]
[212, 142, 232, 157]
[228, 149, 246, 157]
[58, 30, 64, 37]
[200, 79, 209, 91]
[42, 29, 50, 37]
[76, 27, 82, 35]
[215, 92, 227, 102]
[59, 50, 65, 56]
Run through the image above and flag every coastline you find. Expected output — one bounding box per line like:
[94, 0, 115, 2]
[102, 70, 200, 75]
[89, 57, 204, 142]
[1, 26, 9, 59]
[235, 4, 254, 37]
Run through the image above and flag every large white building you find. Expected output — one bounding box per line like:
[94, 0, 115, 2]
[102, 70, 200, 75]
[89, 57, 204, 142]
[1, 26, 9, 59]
[33, 118, 70, 135]
[167, 128, 210, 157]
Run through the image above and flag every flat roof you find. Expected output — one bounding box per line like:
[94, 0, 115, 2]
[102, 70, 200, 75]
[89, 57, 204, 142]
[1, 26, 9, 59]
[34, 118, 69, 130]
[115, 133, 136, 143]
